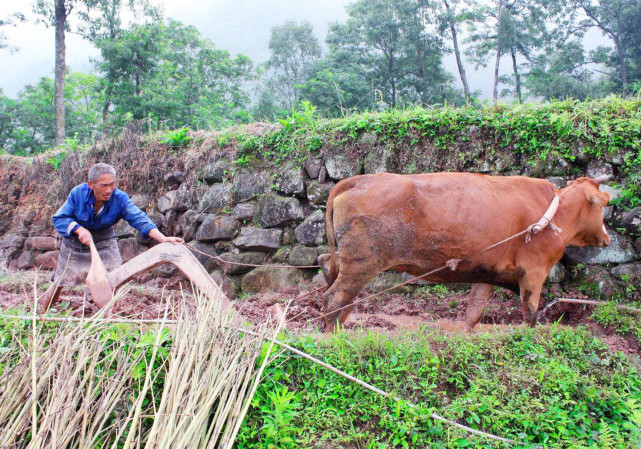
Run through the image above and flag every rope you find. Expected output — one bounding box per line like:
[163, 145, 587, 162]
[0, 313, 537, 447]
[289, 228, 533, 330]
[184, 243, 319, 269]
[538, 297, 641, 321]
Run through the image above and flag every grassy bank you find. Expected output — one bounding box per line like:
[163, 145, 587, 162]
[2, 302, 638, 448]
[238, 326, 641, 448]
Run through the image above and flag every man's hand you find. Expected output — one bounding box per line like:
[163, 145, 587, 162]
[162, 236, 184, 245]
[148, 228, 183, 245]
[74, 226, 92, 246]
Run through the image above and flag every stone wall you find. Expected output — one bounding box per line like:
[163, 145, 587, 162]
[1, 147, 640, 299]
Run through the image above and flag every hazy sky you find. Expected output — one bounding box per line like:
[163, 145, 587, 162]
[0, 0, 607, 100]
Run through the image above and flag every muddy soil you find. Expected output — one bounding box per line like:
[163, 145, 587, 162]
[1, 270, 638, 356]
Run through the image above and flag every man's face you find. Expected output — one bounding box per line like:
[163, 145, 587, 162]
[88, 173, 116, 203]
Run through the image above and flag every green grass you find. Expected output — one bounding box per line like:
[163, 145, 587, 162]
[0, 307, 639, 448]
[237, 326, 641, 448]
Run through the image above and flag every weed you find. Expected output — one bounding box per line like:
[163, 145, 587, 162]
[161, 127, 193, 148]
[46, 152, 66, 170]
[255, 386, 301, 448]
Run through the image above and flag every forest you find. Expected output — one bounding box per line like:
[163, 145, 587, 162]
[0, 0, 639, 155]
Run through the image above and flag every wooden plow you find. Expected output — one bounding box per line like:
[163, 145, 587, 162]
[42, 241, 230, 312]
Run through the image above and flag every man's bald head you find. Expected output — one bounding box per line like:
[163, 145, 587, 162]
[89, 163, 116, 183]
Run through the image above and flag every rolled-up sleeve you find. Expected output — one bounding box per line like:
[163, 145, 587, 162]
[53, 192, 81, 238]
[119, 194, 157, 238]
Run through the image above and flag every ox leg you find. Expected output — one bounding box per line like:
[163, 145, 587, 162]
[464, 283, 494, 332]
[519, 273, 546, 326]
[322, 273, 368, 333]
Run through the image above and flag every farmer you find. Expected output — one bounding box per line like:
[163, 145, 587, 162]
[39, 162, 182, 311]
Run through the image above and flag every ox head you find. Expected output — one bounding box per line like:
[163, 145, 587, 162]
[565, 176, 611, 247]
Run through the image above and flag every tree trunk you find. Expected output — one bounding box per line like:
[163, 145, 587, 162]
[493, 46, 501, 103]
[102, 100, 111, 136]
[54, 0, 67, 146]
[389, 55, 397, 108]
[511, 49, 521, 103]
[443, 0, 470, 102]
[612, 34, 627, 94]
[492, 0, 504, 103]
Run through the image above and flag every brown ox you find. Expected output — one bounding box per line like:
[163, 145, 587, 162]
[318, 173, 610, 332]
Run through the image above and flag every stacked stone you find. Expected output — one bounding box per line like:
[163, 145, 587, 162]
[1, 134, 640, 299]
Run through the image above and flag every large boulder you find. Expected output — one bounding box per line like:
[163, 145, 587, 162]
[163, 171, 185, 190]
[209, 270, 238, 299]
[114, 220, 136, 238]
[274, 166, 305, 196]
[0, 234, 25, 257]
[217, 251, 268, 275]
[157, 186, 191, 213]
[363, 141, 394, 174]
[25, 236, 58, 251]
[233, 203, 256, 221]
[619, 207, 641, 236]
[117, 238, 147, 263]
[546, 262, 566, 284]
[610, 263, 641, 281]
[234, 227, 282, 251]
[325, 153, 362, 180]
[288, 245, 319, 266]
[195, 214, 238, 242]
[304, 158, 323, 179]
[200, 160, 229, 185]
[240, 267, 305, 294]
[190, 242, 219, 272]
[564, 231, 635, 265]
[34, 250, 59, 270]
[306, 182, 335, 206]
[257, 193, 304, 228]
[198, 183, 233, 212]
[294, 210, 326, 246]
[162, 210, 177, 234]
[233, 168, 270, 202]
[586, 160, 613, 179]
[14, 251, 35, 270]
[574, 265, 623, 298]
[174, 210, 201, 241]
[129, 194, 150, 211]
[366, 272, 406, 293]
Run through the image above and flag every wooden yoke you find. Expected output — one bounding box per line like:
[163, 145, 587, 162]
[87, 242, 230, 311]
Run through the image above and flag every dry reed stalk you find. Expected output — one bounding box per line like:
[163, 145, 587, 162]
[143, 288, 270, 449]
[0, 288, 147, 448]
[0, 276, 279, 449]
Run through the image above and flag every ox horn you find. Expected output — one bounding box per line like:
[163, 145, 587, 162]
[593, 175, 612, 184]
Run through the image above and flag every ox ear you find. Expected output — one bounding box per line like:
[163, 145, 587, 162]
[585, 190, 609, 208]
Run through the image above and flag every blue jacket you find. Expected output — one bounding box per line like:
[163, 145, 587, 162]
[53, 183, 157, 239]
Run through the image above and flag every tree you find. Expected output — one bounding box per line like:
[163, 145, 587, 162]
[0, 71, 104, 155]
[0, 12, 26, 53]
[436, 0, 475, 101]
[525, 41, 597, 99]
[324, 0, 454, 109]
[466, 0, 548, 102]
[33, 0, 159, 145]
[265, 21, 322, 110]
[95, 20, 255, 129]
[571, 0, 641, 93]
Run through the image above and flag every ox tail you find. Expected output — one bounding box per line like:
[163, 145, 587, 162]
[325, 178, 358, 289]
